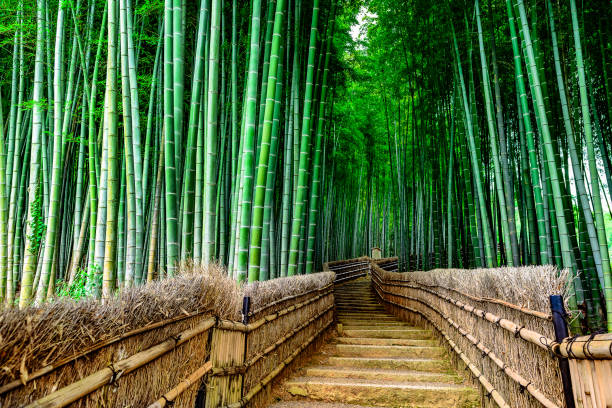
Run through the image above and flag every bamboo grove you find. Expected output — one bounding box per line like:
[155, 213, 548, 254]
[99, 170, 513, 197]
[1, 0, 612, 333]
[324, 0, 612, 332]
[0, 0, 339, 306]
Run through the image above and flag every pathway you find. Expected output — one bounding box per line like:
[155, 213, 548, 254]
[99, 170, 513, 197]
[269, 278, 480, 408]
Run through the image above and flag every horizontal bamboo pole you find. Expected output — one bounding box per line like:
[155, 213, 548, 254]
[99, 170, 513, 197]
[445, 330, 510, 408]
[148, 361, 213, 408]
[327, 256, 371, 267]
[25, 317, 216, 408]
[371, 256, 399, 265]
[245, 304, 334, 368]
[378, 275, 550, 320]
[0, 311, 205, 395]
[554, 333, 612, 359]
[328, 262, 370, 271]
[218, 288, 333, 333]
[371, 270, 554, 351]
[249, 283, 333, 317]
[334, 266, 370, 275]
[221, 318, 335, 408]
[334, 272, 368, 284]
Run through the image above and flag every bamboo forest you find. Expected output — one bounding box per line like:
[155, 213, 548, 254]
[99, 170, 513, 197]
[1, 0, 612, 327]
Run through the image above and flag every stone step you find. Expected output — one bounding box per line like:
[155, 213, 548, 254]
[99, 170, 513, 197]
[343, 329, 432, 339]
[336, 313, 393, 319]
[304, 366, 462, 383]
[324, 356, 449, 372]
[336, 316, 397, 321]
[284, 377, 479, 407]
[334, 295, 375, 298]
[268, 402, 378, 408]
[334, 305, 384, 309]
[335, 337, 437, 347]
[338, 324, 412, 330]
[336, 321, 407, 327]
[334, 344, 446, 359]
[341, 325, 422, 331]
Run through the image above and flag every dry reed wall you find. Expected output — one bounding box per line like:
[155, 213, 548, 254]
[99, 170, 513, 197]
[372, 263, 567, 408]
[0, 265, 336, 408]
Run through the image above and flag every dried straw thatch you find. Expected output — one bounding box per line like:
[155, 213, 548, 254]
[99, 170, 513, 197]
[1, 263, 336, 408]
[0, 262, 240, 387]
[374, 265, 568, 408]
[243, 272, 335, 408]
[385, 266, 568, 314]
[244, 272, 334, 319]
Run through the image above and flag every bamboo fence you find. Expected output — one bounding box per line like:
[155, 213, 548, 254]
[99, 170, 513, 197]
[554, 333, 612, 407]
[325, 256, 371, 283]
[371, 263, 566, 408]
[0, 270, 336, 408]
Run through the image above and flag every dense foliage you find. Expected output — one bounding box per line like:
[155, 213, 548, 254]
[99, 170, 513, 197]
[0, 0, 338, 306]
[328, 0, 612, 332]
[1, 0, 611, 333]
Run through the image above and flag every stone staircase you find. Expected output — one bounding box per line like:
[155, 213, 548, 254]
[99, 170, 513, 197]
[269, 278, 480, 408]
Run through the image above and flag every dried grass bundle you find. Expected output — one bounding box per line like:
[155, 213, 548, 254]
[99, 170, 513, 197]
[375, 265, 568, 408]
[244, 272, 334, 315]
[380, 265, 568, 314]
[0, 262, 240, 386]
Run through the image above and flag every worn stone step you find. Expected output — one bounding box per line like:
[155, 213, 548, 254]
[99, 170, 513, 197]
[284, 377, 478, 407]
[343, 329, 432, 339]
[304, 366, 462, 383]
[334, 295, 375, 299]
[337, 317, 396, 323]
[268, 402, 378, 408]
[334, 344, 446, 359]
[335, 337, 437, 347]
[341, 325, 422, 331]
[336, 313, 393, 319]
[335, 305, 384, 309]
[324, 356, 449, 372]
[336, 321, 406, 327]
[338, 324, 412, 330]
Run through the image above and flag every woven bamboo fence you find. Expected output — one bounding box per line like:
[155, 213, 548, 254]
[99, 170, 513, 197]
[371, 263, 568, 408]
[325, 256, 370, 283]
[0, 266, 335, 408]
[553, 333, 612, 407]
[371, 256, 399, 272]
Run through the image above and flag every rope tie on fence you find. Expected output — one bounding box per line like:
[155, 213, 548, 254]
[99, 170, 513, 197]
[171, 334, 182, 346]
[495, 316, 503, 326]
[582, 330, 604, 359]
[541, 336, 558, 358]
[486, 390, 493, 400]
[565, 335, 579, 359]
[496, 363, 507, 378]
[519, 380, 532, 394]
[107, 362, 123, 387]
[211, 365, 247, 376]
[161, 395, 175, 406]
[514, 325, 524, 338]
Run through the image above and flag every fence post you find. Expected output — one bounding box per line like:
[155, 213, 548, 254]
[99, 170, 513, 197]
[205, 298, 250, 407]
[549, 295, 575, 408]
